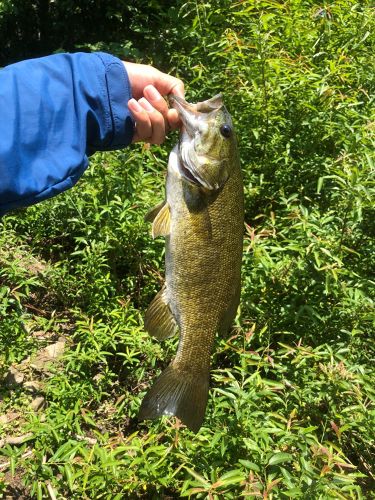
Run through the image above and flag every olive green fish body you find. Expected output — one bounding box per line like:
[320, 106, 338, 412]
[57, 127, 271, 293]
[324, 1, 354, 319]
[139, 95, 244, 432]
[166, 151, 243, 370]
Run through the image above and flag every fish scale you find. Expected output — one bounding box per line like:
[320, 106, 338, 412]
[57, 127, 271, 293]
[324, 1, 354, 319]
[139, 94, 244, 432]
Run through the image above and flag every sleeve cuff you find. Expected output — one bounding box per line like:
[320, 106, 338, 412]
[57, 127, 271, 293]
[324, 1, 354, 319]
[94, 52, 135, 150]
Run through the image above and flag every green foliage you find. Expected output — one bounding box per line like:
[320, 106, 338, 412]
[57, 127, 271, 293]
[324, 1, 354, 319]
[0, 0, 179, 65]
[1, 0, 374, 497]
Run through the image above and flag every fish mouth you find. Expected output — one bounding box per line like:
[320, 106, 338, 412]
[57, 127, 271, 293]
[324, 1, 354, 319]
[178, 157, 219, 190]
[168, 95, 199, 137]
[169, 94, 224, 114]
[169, 95, 223, 190]
[169, 94, 224, 136]
[179, 145, 214, 189]
[178, 159, 204, 187]
[168, 96, 204, 187]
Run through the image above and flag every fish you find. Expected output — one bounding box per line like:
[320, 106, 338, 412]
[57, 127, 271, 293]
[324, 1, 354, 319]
[138, 94, 244, 432]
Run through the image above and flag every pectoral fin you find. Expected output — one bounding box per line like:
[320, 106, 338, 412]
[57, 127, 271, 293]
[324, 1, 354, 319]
[145, 200, 165, 223]
[144, 286, 178, 340]
[145, 201, 171, 238]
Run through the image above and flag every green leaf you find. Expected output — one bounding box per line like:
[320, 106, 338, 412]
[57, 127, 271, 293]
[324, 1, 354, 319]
[184, 467, 211, 489]
[238, 460, 260, 472]
[217, 469, 246, 486]
[268, 453, 293, 466]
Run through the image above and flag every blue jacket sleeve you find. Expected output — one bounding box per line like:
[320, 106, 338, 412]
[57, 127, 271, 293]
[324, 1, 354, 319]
[0, 52, 134, 216]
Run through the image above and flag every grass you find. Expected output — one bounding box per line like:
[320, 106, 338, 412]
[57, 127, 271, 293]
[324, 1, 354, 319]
[1, 0, 374, 498]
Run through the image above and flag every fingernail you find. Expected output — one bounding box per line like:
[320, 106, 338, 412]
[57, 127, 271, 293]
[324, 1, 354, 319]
[144, 85, 161, 101]
[129, 98, 142, 112]
[139, 98, 155, 112]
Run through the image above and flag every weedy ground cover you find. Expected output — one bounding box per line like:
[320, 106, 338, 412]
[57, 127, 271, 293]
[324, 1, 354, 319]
[0, 0, 374, 498]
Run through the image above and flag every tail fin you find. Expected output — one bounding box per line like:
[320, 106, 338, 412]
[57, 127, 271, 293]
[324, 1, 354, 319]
[138, 363, 209, 433]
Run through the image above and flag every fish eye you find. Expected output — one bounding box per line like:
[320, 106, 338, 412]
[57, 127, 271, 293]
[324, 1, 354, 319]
[220, 124, 232, 138]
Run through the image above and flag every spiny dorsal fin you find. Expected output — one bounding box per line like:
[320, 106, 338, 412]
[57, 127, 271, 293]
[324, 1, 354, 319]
[144, 286, 178, 340]
[151, 202, 171, 238]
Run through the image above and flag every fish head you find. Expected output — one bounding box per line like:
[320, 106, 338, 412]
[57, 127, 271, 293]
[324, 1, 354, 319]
[169, 94, 237, 191]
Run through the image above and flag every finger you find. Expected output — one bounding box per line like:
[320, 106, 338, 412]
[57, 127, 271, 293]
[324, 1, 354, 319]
[138, 98, 166, 145]
[149, 112, 166, 144]
[123, 61, 185, 100]
[152, 72, 185, 99]
[169, 80, 185, 99]
[128, 98, 151, 142]
[143, 85, 170, 122]
[167, 108, 182, 130]
[138, 97, 155, 113]
[144, 85, 183, 131]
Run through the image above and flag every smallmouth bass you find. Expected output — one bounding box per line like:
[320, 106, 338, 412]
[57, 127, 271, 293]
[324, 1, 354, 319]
[139, 94, 244, 432]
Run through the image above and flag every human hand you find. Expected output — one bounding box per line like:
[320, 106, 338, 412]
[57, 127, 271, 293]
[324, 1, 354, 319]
[124, 62, 185, 144]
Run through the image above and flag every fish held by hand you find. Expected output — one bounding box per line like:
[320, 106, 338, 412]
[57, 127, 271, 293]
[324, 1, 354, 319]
[139, 94, 244, 433]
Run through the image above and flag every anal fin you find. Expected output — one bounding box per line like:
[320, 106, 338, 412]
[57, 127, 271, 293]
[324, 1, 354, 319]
[144, 286, 178, 340]
[219, 284, 241, 336]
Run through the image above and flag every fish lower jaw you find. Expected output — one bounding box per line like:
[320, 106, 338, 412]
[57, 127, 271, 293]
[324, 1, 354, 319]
[168, 146, 203, 187]
[179, 161, 205, 187]
[179, 159, 219, 191]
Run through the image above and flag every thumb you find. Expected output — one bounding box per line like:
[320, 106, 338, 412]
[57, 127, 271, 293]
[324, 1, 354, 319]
[153, 72, 185, 99]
